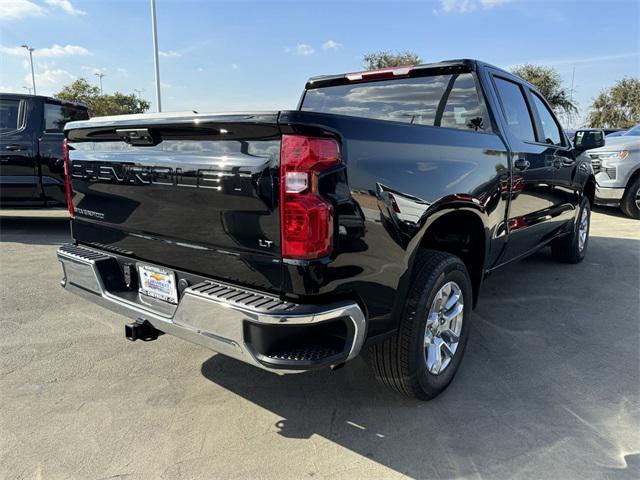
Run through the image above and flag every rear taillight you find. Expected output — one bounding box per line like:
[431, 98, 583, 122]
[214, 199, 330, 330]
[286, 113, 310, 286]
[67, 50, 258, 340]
[63, 138, 74, 218]
[280, 135, 340, 260]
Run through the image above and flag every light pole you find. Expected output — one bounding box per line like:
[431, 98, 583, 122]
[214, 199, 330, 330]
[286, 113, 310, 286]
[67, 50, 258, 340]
[21, 44, 36, 95]
[23, 86, 32, 95]
[150, 0, 162, 112]
[94, 72, 105, 94]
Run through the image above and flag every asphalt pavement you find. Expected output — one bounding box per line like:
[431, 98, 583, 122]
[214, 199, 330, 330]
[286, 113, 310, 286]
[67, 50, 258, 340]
[0, 207, 638, 479]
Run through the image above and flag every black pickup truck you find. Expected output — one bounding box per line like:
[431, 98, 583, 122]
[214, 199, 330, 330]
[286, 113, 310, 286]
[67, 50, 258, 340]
[57, 60, 598, 400]
[0, 93, 88, 208]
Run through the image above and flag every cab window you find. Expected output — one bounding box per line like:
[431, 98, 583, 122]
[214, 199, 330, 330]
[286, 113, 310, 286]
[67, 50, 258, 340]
[0, 99, 21, 134]
[493, 77, 536, 142]
[44, 103, 89, 132]
[302, 72, 490, 132]
[530, 92, 564, 146]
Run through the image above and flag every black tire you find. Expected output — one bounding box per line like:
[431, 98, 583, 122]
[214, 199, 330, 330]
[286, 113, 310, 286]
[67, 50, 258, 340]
[620, 176, 640, 219]
[551, 196, 590, 263]
[366, 250, 472, 400]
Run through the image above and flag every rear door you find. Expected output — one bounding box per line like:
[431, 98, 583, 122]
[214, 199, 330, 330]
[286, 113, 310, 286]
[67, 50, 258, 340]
[0, 96, 38, 204]
[526, 90, 578, 230]
[488, 72, 556, 262]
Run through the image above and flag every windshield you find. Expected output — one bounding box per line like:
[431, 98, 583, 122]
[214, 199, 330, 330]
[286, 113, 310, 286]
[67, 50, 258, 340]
[623, 124, 640, 136]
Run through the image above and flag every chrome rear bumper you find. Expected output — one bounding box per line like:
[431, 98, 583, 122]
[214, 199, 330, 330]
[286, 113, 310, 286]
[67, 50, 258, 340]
[57, 244, 366, 373]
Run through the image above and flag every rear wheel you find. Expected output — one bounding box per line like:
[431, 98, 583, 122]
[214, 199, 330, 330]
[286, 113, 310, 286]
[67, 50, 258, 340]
[620, 176, 640, 219]
[551, 196, 590, 263]
[366, 250, 472, 400]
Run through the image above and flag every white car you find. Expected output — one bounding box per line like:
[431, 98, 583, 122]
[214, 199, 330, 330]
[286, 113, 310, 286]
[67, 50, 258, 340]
[584, 124, 640, 218]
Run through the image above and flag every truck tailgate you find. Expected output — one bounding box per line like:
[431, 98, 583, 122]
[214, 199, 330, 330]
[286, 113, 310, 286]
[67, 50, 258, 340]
[66, 112, 283, 292]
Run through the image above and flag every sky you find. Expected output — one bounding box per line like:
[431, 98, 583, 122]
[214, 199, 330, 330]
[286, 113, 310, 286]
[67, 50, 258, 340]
[1, 0, 638, 127]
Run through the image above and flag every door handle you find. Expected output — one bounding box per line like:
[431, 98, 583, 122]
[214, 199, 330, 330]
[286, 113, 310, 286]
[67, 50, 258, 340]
[4, 144, 22, 151]
[514, 158, 530, 171]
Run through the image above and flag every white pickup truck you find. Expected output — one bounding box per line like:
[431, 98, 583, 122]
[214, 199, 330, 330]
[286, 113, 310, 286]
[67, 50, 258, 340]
[579, 124, 640, 218]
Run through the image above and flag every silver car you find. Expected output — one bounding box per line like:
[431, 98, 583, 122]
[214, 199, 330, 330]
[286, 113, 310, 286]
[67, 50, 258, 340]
[586, 124, 640, 218]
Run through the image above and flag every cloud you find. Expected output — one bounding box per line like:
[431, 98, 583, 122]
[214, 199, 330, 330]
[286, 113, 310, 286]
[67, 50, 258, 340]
[480, 0, 510, 6]
[159, 50, 181, 58]
[27, 68, 75, 91]
[1, 43, 91, 57]
[1, 45, 29, 55]
[322, 40, 343, 50]
[286, 44, 315, 56]
[38, 44, 91, 56]
[36, 60, 55, 69]
[436, 0, 511, 14]
[0, 85, 21, 93]
[81, 66, 106, 75]
[231, 63, 238, 70]
[0, 0, 43, 19]
[506, 52, 640, 69]
[440, 0, 477, 13]
[44, 0, 86, 16]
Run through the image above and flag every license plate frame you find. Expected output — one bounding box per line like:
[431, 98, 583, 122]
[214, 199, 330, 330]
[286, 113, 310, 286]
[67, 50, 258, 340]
[137, 264, 178, 304]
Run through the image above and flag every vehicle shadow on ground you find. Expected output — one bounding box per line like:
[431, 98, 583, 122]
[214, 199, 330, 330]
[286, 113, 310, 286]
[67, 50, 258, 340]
[201, 237, 640, 479]
[593, 205, 629, 219]
[0, 217, 71, 245]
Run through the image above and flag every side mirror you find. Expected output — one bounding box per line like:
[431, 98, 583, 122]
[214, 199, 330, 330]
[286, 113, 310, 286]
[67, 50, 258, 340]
[573, 129, 605, 151]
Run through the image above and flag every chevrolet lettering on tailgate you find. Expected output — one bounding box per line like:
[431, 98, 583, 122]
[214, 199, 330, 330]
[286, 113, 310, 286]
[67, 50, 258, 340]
[71, 160, 251, 191]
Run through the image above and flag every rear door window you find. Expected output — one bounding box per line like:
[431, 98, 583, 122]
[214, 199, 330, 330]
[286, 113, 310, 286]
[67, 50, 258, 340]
[0, 99, 21, 133]
[301, 72, 490, 132]
[530, 92, 564, 146]
[44, 103, 89, 132]
[493, 77, 536, 142]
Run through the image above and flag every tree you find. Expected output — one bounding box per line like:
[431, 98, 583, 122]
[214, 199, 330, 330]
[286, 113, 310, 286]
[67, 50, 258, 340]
[55, 78, 150, 117]
[363, 50, 422, 70]
[90, 92, 151, 117]
[587, 78, 640, 128]
[55, 78, 100, 105]
[511, 64, 577, 114]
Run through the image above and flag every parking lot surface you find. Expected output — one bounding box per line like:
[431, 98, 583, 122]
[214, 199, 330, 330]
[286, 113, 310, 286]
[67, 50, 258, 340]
[1, 207, 638, 480]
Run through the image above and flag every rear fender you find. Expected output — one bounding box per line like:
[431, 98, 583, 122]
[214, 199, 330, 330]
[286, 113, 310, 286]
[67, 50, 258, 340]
[390, 195, 490, 327]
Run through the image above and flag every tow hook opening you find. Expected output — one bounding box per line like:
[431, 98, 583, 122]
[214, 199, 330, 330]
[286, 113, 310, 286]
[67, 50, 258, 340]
[125, 319, 163, 342]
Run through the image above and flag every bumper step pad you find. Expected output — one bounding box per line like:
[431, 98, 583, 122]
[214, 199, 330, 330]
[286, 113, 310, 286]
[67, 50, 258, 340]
[265, 345, 340, 362]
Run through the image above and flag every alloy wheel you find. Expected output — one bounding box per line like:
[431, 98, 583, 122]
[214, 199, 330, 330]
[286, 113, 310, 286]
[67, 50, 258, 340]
[578, 207, 589, 252]
[424, 281, 464, 375]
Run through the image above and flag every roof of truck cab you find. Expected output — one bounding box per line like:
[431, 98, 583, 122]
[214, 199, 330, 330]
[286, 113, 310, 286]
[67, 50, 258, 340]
[0, 92, 87, 108]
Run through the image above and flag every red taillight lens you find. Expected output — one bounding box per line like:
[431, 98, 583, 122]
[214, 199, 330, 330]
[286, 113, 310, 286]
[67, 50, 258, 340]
[280, 135, 340, 260]
[63, 138, 74, 218]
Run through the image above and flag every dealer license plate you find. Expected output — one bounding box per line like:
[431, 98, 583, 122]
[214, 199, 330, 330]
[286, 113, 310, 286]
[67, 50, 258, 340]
[138, 264, 178, 304]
